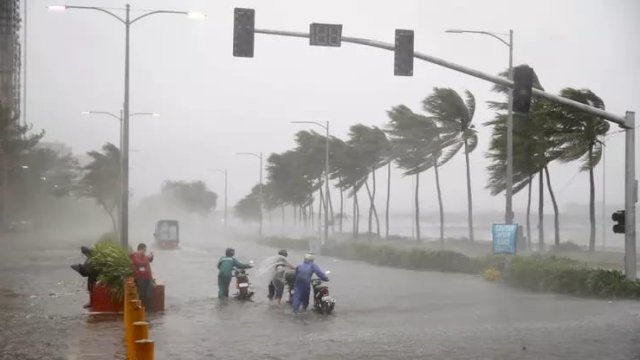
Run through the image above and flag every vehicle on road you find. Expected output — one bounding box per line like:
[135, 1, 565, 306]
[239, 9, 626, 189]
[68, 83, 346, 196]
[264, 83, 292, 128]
[233, 267, 254, 301]
[153, 220, 179, 249]
[311, 271, 335, 315]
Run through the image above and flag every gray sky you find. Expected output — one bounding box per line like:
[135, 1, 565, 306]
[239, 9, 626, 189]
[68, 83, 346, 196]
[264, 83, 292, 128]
[28, 0, 640, 216]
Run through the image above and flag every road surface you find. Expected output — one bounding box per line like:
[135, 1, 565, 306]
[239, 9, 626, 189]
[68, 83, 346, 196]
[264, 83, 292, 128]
[1, 231, 640, 359]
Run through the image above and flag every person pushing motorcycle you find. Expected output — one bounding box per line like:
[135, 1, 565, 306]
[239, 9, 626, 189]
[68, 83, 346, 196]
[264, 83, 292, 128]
[268, 249, 295, 304]
[292, 253, 329, 313]
[217, 248, 252, 299]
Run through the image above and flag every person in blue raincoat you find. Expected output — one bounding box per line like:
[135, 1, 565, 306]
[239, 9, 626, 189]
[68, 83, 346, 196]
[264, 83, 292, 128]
[292, 253, 329, 313]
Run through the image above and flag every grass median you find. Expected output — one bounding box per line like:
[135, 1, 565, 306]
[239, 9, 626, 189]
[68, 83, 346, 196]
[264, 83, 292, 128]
[257, 236, 640, 300]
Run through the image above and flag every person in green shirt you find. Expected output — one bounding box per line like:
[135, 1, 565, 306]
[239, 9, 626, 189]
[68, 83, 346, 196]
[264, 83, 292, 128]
[217, 248, 252, 299]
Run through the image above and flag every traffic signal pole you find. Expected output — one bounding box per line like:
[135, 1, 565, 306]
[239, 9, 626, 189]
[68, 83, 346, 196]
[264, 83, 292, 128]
[625, 111, 636, 279]
[250, 26, 636, 279]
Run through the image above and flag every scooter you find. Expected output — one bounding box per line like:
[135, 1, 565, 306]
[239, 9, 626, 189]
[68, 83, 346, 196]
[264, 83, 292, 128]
[284, 269, 296, 304]
[311, 271, 335, 315]
[233, 261, 255, 301]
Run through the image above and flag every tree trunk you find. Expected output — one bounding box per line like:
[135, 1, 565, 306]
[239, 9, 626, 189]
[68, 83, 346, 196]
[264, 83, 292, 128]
[544, 166, 560, 247]
[318, 188, 324, 239]
[327, 182, 335, 233]
[338, 176, 344, 234]
[372, 167, 380, 238]
[415, 173, 421, 243]
[106, 206, 118, 236]
[353, 186, 360, 239]
[538, 169, 544, 250]
[281, 205, 285, 234]
[526, 176, 532, 251]
[463, 140, 474, 242]
[588, 147, 596, 252]
[434, 163, 444, 246]
[385, 162, 391, 239]
[352, 184, 358, 239]
[365, 179, 373, 240]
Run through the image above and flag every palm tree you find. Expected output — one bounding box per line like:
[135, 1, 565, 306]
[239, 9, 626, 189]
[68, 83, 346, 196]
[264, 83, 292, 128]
[485, 67, 565, 249]
[422, 88, 479, 242]
[330, 138, 369, 239]
[549, 88, 609, 252]
[80, 143, 121, 234]
[386, 105, 441, 243]
[346, 124, 391, 240]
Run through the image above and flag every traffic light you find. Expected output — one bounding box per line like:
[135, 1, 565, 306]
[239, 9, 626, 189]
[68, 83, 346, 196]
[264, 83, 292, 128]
[310, 23, 342, 47]
[233, 8, 255, 57]
[394, 29, 414, 76]
[612, 210, 626, 234]
[512, 65, 534, 113]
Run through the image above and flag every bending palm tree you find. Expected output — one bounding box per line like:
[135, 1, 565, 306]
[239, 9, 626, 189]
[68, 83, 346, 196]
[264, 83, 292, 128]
[422, 88, 479, 242]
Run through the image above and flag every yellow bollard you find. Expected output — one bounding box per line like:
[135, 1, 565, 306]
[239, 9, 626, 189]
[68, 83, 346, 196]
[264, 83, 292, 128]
[135, 339, 154, 360]
[125, 300, 144, 359]
[132, 321, 149, 343]
[127, 300, 144, 359]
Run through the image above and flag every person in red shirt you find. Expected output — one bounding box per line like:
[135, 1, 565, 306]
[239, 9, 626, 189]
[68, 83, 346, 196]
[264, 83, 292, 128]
[130, 243, 154, 311]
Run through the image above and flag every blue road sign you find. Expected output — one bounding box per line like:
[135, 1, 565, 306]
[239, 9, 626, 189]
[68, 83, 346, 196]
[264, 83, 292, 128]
[492, 224, 518, 255]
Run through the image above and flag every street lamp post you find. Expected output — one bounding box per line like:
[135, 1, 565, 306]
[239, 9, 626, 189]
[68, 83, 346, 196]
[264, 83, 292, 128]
[291, 121, 330, 246]
[81, 110, 160, 152]
[446, 29, 514, 225]
[210, 168, 228, 228]
[50, 4, 204, 248]
[82, 110, 159, 241]
[237, 152, 263, 238]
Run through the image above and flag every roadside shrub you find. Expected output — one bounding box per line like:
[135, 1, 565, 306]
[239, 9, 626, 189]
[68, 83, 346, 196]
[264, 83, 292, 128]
[257, 236, 640, 300]
[90, 238, 132, 300]
[259, 236, 311, 251]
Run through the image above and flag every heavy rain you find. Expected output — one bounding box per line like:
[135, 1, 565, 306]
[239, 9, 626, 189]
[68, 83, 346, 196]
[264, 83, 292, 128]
[1, 0, 640, 359]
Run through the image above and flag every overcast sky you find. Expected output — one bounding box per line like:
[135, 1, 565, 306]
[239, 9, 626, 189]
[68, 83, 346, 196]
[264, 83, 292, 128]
[27, 0, 640, 218]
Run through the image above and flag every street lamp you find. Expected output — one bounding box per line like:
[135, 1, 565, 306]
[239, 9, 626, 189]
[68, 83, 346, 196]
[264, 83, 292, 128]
[81, 110, 160, 151]
[237, 152, 263, 238]
[209, 168, 228, 228]
[446, 28, 514, 225]
[291, 121, 330, 246]
[51, 4, 204, 249]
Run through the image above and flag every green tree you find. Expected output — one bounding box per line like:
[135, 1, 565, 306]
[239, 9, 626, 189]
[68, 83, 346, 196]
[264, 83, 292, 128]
[161, 180, 217, 216]
[345, 124, 391, 239]
[386, 105, 440, 243]
[422, 88, 479, 242]
[485, 67, 564, 249]
[549, 88, 609, 252]
[234, 184, 262, 223]
[80, 143, 120, 234]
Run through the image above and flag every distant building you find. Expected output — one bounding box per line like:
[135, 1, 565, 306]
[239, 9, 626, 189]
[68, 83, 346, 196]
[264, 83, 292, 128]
[0, 0, 21, 120]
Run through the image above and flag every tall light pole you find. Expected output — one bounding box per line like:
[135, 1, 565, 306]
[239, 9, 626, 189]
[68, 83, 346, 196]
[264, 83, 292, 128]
[49, 4, 204, 248]
[237, 152, 263, 238]
[209, 168, 228, 228]
[446, 29, 514, 225]
[81, 110, 159, 240]
[291, 121, 330, 246]
[81, 110, 160, 152]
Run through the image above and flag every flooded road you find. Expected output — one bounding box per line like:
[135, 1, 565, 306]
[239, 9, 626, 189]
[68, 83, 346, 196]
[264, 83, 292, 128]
[149, 235, 640, 360]
[2, 232, 640, 359]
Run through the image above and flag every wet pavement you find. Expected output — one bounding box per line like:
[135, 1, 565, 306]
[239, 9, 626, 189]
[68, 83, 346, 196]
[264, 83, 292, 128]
[2, 231, 640, 359]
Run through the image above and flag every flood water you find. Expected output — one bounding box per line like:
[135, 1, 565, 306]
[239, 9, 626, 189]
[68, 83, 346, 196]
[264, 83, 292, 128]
[2, 231, 640, 359]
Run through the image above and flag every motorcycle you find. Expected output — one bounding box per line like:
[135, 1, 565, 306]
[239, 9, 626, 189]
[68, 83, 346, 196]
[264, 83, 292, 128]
[311, 271, 335, 315]
[233, 261, 255, 301]
[284, 269, 296, 304]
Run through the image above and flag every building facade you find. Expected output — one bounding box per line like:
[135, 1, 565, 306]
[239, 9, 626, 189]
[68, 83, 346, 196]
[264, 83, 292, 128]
[0, 0, 20, 120]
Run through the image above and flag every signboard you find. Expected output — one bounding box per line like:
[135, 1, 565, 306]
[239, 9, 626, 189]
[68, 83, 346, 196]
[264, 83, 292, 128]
[310, 23, 342, 47]
[492, 224, 517, 255]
